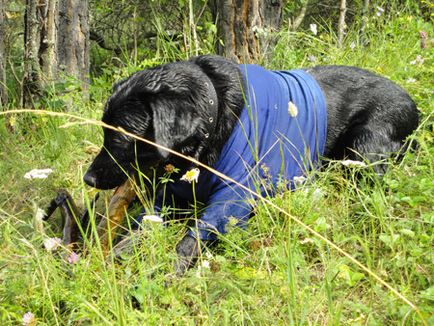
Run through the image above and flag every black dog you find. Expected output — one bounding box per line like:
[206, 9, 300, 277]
[84, 55, 418, 274]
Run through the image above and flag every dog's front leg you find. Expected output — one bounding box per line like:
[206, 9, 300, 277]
[173, 234, 217, 276]
[174, 234, 203, 275]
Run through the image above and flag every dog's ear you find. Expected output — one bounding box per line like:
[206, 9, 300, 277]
[189, 55, 244, 89]
[121, 63, 210, 159]
[134, 67, 190, 95]
[111, 69, 171, 99]
[151, 99, 202, 159]
[152, 102, 175, 158]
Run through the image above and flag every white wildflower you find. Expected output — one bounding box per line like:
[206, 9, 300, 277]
[410, 55, 424, 65]
[340, 159, 367, 167]
[35, 208, 45, 221]
[24, 168, 53, 180]
[349, 41, 356, 50]
[34, 207, 46, 233]
[287, 101, 298, 118]
[180, 168, 200, 183]
[307, 54, 317, 62]
[195, 259, 211, 277]
[309, 23, 318, 36]
[43, 237, 62, 252]
[300, 238, 314, 244]
[293, 175, 307, 186]
[201, 260, 210, 269]
[406, 77, 416, 83]
[376, 6, 384, 17]
[141, 215, 164, 223]
[312, 188, 324, 202]
[22, 312, 36, 326]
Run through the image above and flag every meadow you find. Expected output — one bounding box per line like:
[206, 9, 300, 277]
[0, 10, 433, 325]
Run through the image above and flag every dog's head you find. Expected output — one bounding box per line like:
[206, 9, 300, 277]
[84, 55, 244, 190]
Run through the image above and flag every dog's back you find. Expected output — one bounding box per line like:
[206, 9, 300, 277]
[306, 65, 419, 171]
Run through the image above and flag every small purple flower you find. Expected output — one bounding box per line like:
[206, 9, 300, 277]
[22, 312, 36, 326]
[67, 251, 80, 264]
[419, 30, 428, 49]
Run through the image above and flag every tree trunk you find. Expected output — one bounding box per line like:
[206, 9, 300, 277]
[210, 0, 283, 63]
[22, 0, 89, 108]
[360, 0, 370, 46]
[291, 0, 309, 31]
[57, 0, 89, 91]
[0, 0, 7, 109]
[338, 0, 347, 48]
[23, 0, 46, 107]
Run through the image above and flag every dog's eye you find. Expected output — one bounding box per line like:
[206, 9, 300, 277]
[103, 134, 131, 153]
[112, 136, 131, 147]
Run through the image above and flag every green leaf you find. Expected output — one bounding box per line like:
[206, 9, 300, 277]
[420, 286, 434, 301]
[338, 264, 365, 287]
[379, 234, 400, 248]
[399, 228, 415, 237]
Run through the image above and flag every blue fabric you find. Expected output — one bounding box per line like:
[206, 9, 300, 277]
[139, 64, 327, 240]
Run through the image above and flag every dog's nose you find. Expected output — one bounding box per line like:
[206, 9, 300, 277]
[83, 171, 97, 187]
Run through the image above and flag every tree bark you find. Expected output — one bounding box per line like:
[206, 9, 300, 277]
[22, 0, 89, 108]
[57, 0, 89, 90]
[188, 0, 200, 56]
[210, 0, 283, 63]
[338, 0, 347, 48]
[22, 0, 41, 108]
[0, 0, 7, 108]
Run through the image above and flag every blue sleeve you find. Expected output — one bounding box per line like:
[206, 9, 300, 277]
[187, 179, 253, 241]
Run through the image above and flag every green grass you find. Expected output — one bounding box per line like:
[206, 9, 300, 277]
[0, 12, 433, 325]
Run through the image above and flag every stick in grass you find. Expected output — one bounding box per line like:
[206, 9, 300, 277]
[97, 178, 136, 255]
[44, 189, 81, 248]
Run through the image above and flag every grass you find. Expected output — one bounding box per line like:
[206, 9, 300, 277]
[0, 11, 433, 325]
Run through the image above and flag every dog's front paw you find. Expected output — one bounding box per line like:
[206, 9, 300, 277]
[174, 234, 201, 276]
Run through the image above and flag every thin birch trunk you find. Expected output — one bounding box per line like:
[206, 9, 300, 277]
[338, 0, 347, 48]
[361, 0, 370, 46]
[189, 0, 200, 56]
[0, 0, 7, 108]
[291, 0, 309, 31]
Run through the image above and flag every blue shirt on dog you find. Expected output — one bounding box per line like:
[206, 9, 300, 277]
[140, 64, 327, 241]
